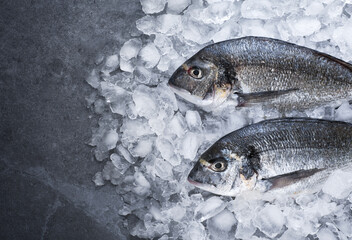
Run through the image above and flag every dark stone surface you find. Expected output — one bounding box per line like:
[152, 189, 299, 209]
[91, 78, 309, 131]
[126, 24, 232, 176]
[0, 0, 144, 239]
[0, 168, 118, 240]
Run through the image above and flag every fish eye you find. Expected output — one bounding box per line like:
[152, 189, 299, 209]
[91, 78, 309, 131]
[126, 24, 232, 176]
[188, 67, 203, 79]
[210, 159, 227, 172]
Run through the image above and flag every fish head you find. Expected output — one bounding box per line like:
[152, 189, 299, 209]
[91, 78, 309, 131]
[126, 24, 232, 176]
[168, 55, 232, 107]
[187, 153, 242, 196]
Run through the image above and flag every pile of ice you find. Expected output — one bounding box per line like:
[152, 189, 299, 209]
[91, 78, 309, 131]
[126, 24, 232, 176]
[86, 0, 352, 239]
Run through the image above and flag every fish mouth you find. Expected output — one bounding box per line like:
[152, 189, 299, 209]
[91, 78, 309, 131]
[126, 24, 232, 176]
[188, 176, 236, 196]
[168, 82, 214, 106]
[187, 176, 202, 186]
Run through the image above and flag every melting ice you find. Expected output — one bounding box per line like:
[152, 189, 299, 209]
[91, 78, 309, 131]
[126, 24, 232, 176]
[86, 0, 352, 239]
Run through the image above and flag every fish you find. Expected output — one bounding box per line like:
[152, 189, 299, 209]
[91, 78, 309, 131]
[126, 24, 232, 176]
[168, 37, 352, 111]
[187, 118, 352, 196]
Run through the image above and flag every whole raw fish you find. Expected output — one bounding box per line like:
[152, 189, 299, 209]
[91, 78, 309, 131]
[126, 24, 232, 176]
[168, 37, 352, 111]
[188, 118, 352, 196]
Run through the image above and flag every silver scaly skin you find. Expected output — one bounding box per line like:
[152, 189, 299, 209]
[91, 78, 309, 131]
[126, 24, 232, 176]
[188, 118, 352, 196]
[168, 37, 352, 111]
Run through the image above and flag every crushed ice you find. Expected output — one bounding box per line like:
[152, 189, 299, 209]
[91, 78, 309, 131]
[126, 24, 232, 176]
[86, 0, 352, 239]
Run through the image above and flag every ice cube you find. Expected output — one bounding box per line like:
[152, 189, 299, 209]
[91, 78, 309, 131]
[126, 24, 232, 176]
[149, 205, 164, 221]
[335, 102, 352, 122]
[253, 204, 285, 238]
[211, 209, 236, 232]
[178, 132, 200, 160]
[206, 0, 228, 3]
[287, 15, 321, 37]
[94, 148, 109, 162]
[239, 19, 277, 38]
[305, 2, 324, 16]
[334, 219, 352, 237]
[110, 153, 130, 174]
[154, 157, 174, 180]
[128, 137, 154, 158]
[163, 205, 186, 222]
[185, 110, 202, 131]
[85, 92, 97, 106]
[200, 2, 237, 25]
[103, 129, 119, 150]
[102, 161, 122, 185]
[133, 66, 152, 84]
[148, 118, 166, 135]
[120, 38, 142, 61]
[119, 58, 135, 73]
[181, 17, 215, 44]
[140, 0, 167, 14]
[165, 112, 186, 138]
[241, 0, 277, 19]
[195, 196, 227, 222]
[182, 221, 207, 240]
[343, 3, 352, 17]
[156, 137, 174, 162]
[118, 205, 131, 216]
[136, 15, 158, 35]
[235, 221, 257, 240]
[167, 0, 191, 14]
[169, 54, 186, 73]
[295, 194, 318, 207]
[284, 208, 314, 236]
[154, 34, 174, 55]
[133, 85, 158, 119]
[325, 1, 344, 20]
[314, 198, 338, 216]
[139, 43, 161, 69]
[92, 171, 105, 186]
[156, 55, 171, 72]
[154, 82, 178, 113]
[279, 229, 305, 240]
[221, 110, 248, 134]
[212, 23, 241, 43]
[316, 228, 337, 240]
[101, 54, 119, 76]
[156, 14, 182, 36]
[94, 53, 104, 65]
[126, 102, 138, 120]
[100, 82, 132, 115]
[322, 169, 352, 199]
[86, 69, 100, 88]
[133, 171, 151, 196]
[121, 118, 154, 142]
[94, 98, 105, 114]
[155, 127, 180, 166]
[332, 20, 352, 61]
[117, 145, 136, 164]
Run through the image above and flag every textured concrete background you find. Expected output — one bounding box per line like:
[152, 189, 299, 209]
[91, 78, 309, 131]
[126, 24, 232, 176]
[0, 1, 143, 239]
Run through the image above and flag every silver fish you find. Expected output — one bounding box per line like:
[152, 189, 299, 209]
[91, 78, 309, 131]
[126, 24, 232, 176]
[188, 118, 352, 196]
[168, 37, 352, 111]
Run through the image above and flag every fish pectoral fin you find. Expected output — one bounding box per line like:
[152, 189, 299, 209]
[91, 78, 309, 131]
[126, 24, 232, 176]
[235, 88, 299, 107]
[263, 168, 325, 190]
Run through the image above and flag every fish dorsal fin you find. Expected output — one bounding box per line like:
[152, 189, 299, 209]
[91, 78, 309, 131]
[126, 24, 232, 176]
[263, 168, 325, 190]
[314, 51, 352, 71]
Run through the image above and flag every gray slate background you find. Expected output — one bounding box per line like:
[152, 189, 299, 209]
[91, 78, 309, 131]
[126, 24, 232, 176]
[0, 0, 143, 239]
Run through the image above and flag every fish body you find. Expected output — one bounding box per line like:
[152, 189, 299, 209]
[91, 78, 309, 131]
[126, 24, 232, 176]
[188, 118, 352, 196]
[168, 37, 352, 111]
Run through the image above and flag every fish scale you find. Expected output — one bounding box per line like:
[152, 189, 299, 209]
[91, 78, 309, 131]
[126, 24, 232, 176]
[231, 119, 352, 170]
[168, 37, 352, 111]
[188, 118, 352, 196]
